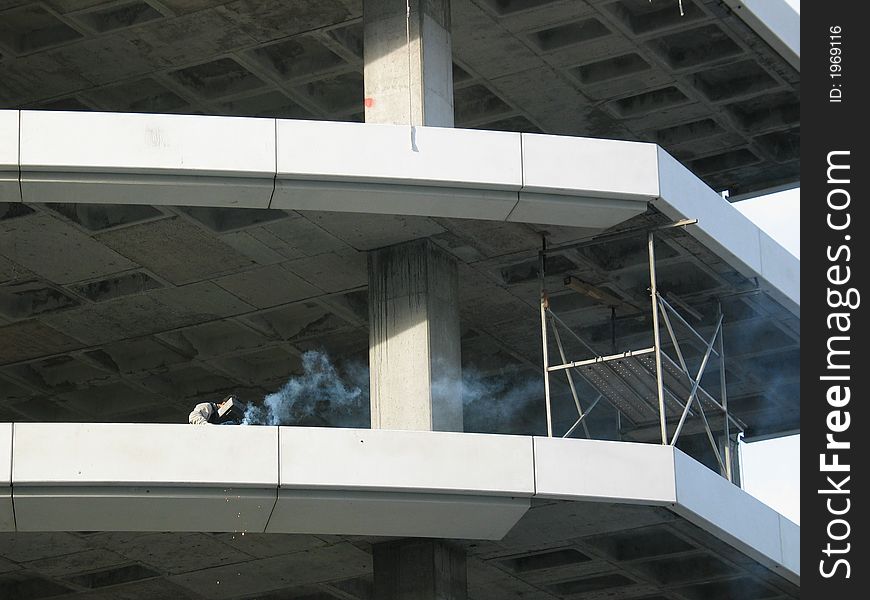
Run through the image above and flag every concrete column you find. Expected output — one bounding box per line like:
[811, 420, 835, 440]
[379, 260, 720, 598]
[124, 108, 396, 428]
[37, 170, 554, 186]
[363, 0, 454, 127]
[368, 239, 462, 431]
[373, 539, 467, 600]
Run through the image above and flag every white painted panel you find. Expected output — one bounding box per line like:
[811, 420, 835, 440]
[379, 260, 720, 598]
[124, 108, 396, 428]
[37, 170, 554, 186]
[0, 423, 10, 487]
[20, 111, 276, 177]
[673, 449, 784, 568]
[509, 193, 647, 228]
[22, 174, 273, 209]
[0, 424, 11, 531]
[0, 111, 17, 168]
[273, 181, 517, 220]
[779, 515, 800, 577]
[268, 490, 529, 540]
[279, 427, 534, 496]
[760, 230, 800, 314]
[0, 110, 19, 203]
[276, 120, 522, 190]
[521, 134, 659, 199]
[13, 487, 276, 532]
[13, 423, 278, 487]
[534, 437, 677, 504]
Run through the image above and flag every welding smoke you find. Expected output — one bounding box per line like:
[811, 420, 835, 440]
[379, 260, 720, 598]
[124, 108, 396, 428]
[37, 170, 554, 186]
[244, 350, 542, 433]
[243, 351, 368, 427]
[438, 366, 544, 435]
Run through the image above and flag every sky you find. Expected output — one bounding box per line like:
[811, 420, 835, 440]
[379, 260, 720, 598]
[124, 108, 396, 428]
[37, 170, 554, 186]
[733, 190, 800, 525]
[727, 0, 801, 526]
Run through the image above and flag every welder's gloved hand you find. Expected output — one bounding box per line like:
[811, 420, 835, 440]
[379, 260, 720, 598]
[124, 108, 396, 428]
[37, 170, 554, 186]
[189, 402, 215, 425]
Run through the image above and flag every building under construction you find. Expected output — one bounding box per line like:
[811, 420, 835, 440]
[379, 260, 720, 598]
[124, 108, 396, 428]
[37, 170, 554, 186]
[0, 1, 799, 598]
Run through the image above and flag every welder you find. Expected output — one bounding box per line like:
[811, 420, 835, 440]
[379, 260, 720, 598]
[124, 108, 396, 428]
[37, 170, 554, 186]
[189, 395, 246, 425]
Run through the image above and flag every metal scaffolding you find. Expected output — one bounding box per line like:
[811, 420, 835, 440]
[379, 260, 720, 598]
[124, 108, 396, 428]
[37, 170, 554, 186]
[539, 219, 745, 481]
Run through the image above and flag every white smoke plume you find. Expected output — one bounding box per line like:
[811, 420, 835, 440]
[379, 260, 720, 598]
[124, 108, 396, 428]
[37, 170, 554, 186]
[243, 350, 368, 427]
[243, 351, 542, 433]
[451, 367, 543, 435]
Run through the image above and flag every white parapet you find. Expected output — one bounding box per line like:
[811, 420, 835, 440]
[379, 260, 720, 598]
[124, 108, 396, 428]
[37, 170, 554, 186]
[18, 111, 276, 208]
[0, 111, 19, 203]
[533, 437, 677, 505]
[12, 423, 279, 532]
[273, 119, 522, 220]
[673, 448, 800, 581]
[268, 427, 533, 539]
[511, 133, 659, 227]
[0, 424, 12, 531]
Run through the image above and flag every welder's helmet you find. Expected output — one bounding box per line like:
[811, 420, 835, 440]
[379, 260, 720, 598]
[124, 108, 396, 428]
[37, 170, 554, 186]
[216, 395, 245, 424]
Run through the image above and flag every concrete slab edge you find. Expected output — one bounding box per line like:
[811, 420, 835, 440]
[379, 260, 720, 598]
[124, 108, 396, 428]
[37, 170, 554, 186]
[655, 146, 800, 316]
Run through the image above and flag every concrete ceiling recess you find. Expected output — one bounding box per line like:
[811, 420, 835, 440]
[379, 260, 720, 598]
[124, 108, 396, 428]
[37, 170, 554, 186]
[0, 0, 798, 196]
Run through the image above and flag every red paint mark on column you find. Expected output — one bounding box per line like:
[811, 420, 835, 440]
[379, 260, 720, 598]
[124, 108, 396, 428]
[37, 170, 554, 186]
[364, 97, 375, 108]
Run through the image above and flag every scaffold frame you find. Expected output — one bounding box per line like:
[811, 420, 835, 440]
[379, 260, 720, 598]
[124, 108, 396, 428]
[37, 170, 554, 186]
[539, 219, 745, 481]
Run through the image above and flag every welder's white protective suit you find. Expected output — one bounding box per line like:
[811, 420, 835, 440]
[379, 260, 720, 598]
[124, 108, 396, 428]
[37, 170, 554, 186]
[189, 402, 217, 425]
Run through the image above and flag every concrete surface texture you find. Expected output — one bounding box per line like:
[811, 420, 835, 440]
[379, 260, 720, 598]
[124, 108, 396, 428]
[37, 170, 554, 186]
[0, 0, 798, 197]
[363, 0, 454, 127]
[368, 240, 463, 431]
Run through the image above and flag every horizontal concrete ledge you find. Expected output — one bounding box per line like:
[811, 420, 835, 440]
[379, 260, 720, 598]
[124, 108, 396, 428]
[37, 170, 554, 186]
[0, 111, 18, 204]
[0, 423, 799, 582]
[22, 173, 275, 209]
[14, 486, 277, 533]
[279, 427, 535, 497]
[12, 423, 279, 487]
[268, 490, 529, 540]
[533, 437, 677, 505]
[8, 110, 651, 232]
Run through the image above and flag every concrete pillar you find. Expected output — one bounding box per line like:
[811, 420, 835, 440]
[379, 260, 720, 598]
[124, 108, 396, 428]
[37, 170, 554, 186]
[368, 239, 462, 431]
[373, 539, 467, 600]
[363, 0, 454, 127]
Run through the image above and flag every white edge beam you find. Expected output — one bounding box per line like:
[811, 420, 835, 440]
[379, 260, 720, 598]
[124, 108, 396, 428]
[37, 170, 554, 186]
[274, 119, 522, 221]
[656, 147, 799, 316]
[0, 110, 20, 203]
[12, 423, 279, 533]
[673, 448, 800, 585]
[533, 437, 677, 505]
[534, 437, 798, 585]
[0, 424, 12, 531]
[268, 427, 533, 539]
[723, 0, 800, 71]
[18, 111, 277, 209]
